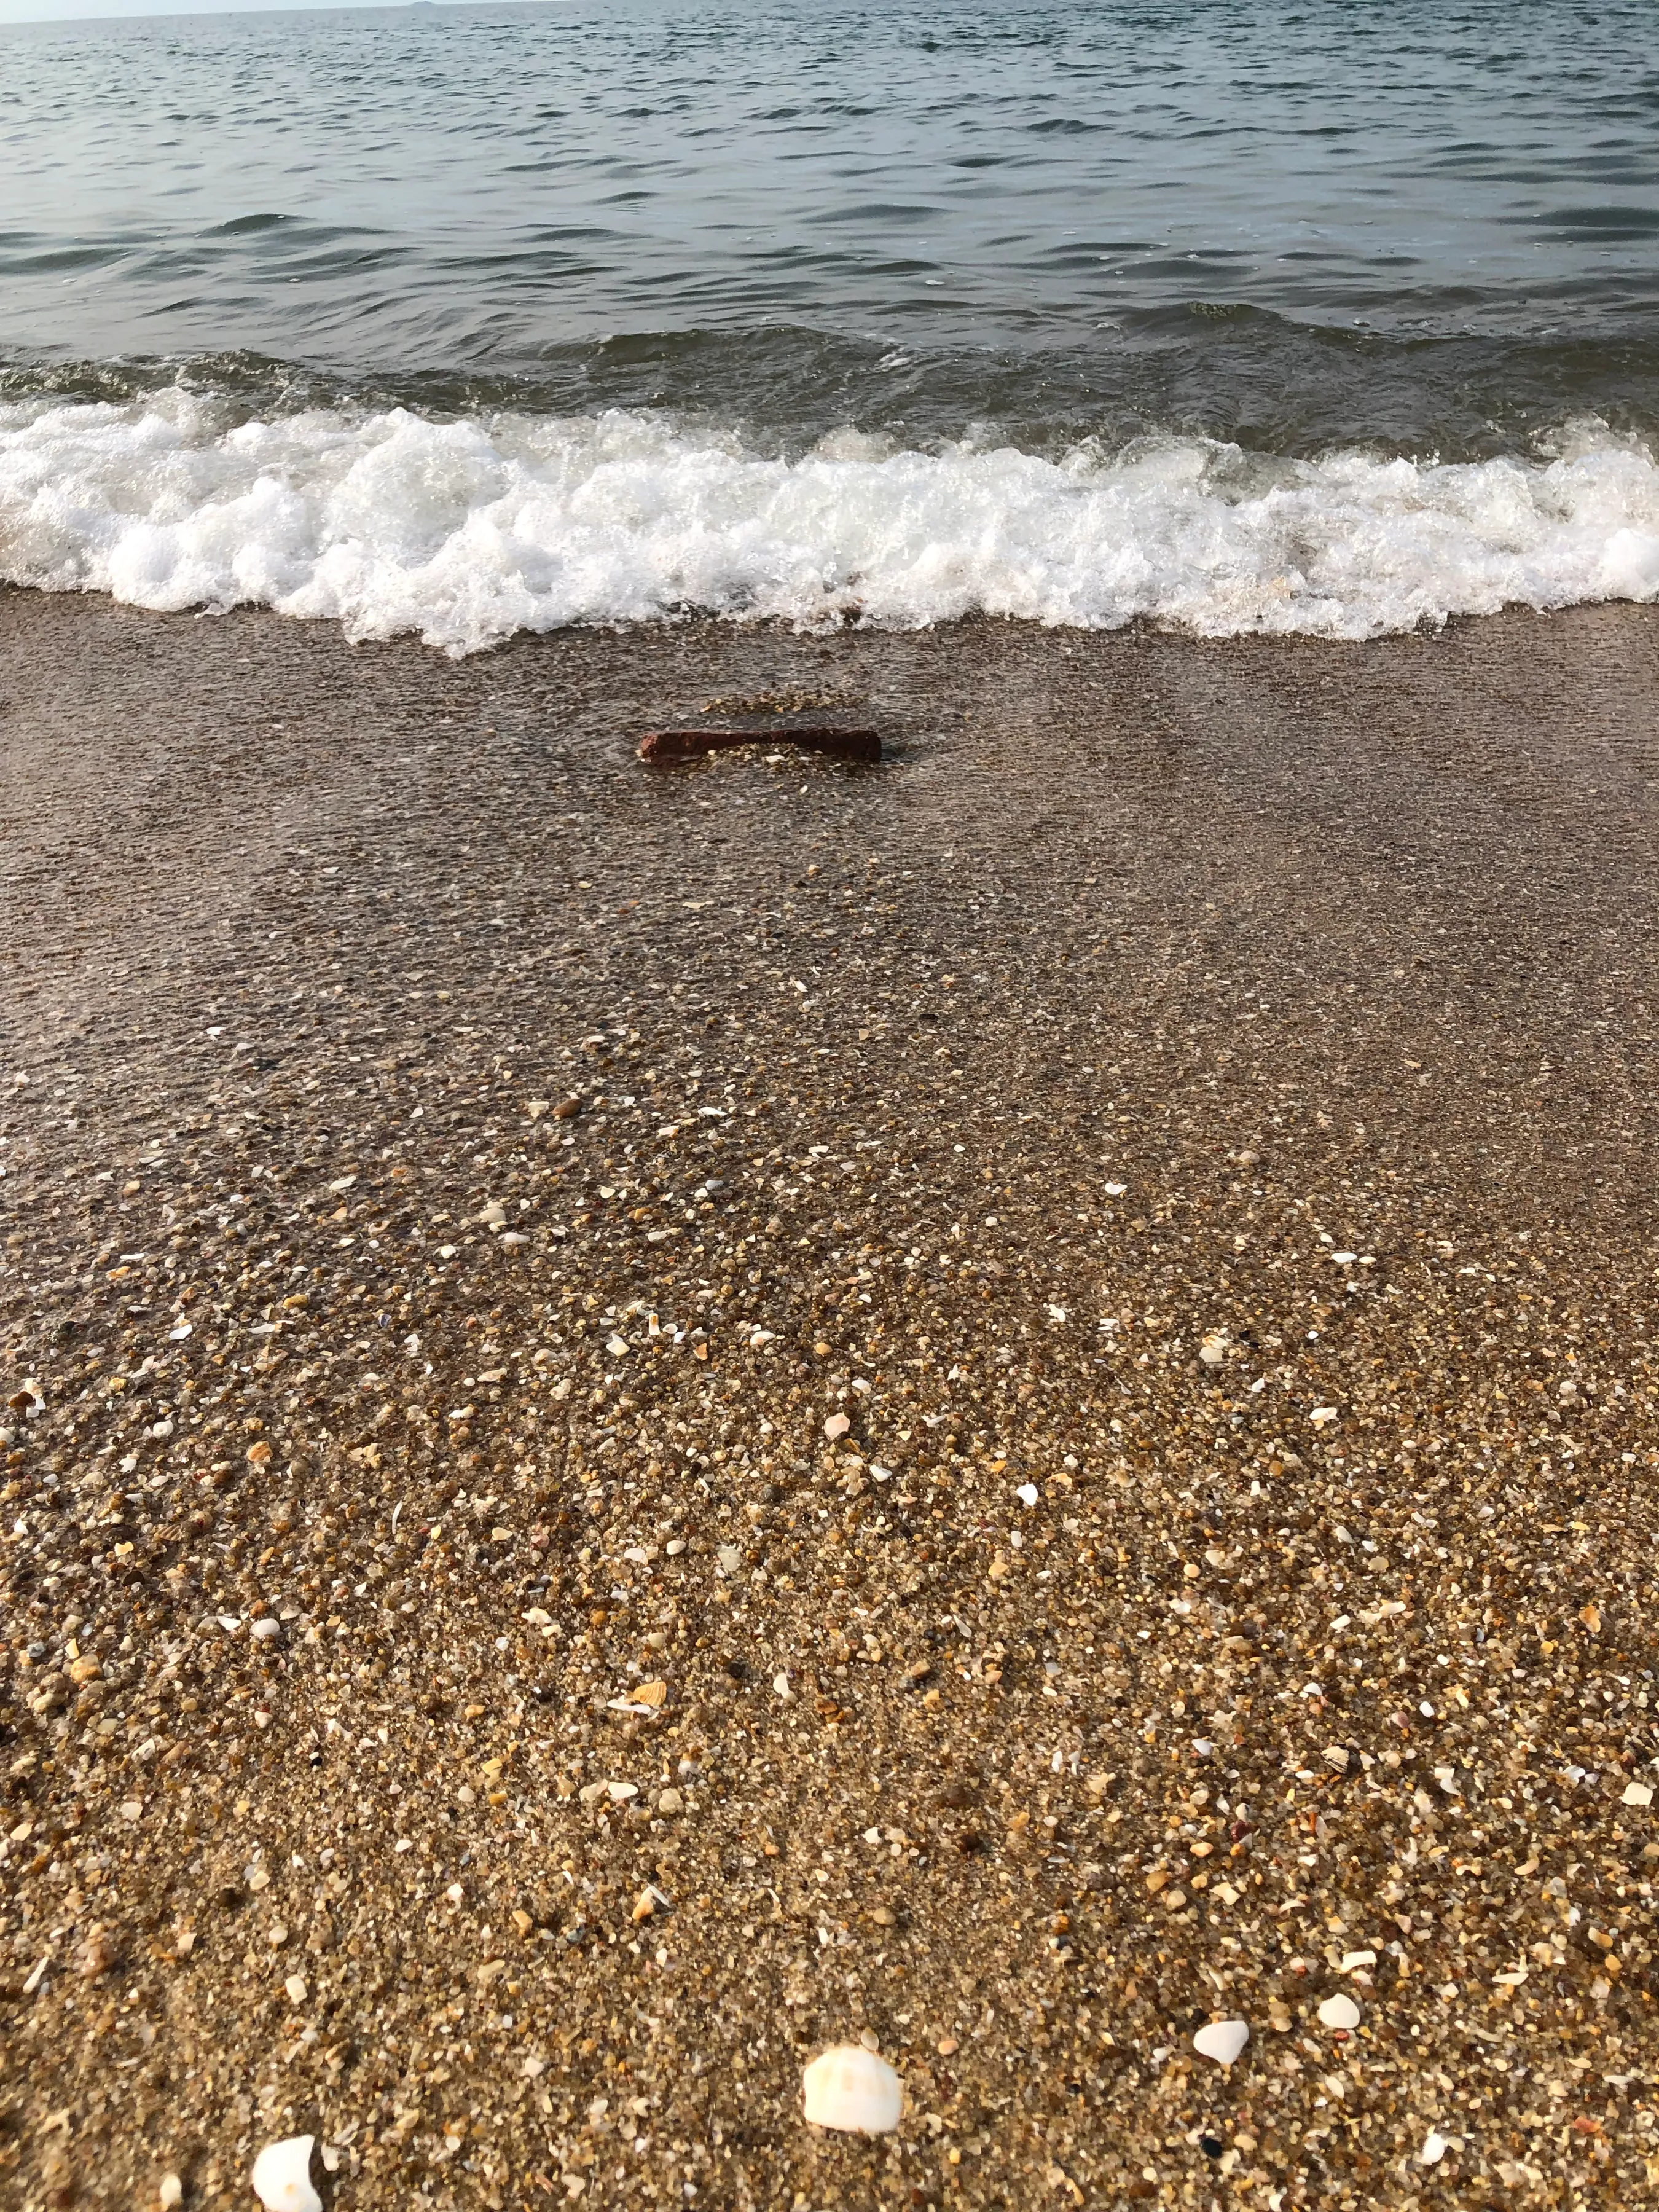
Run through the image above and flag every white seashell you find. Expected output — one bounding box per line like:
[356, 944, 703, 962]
[1317, 1993, 1361, 2031]
[1419, 2130, 1448, 2167]
[251, 2136, 321, 2212]
[159, 2180, 183, 2211]
[802, 2044, 903, 2133]
[1192, 2019, 1250, 2067]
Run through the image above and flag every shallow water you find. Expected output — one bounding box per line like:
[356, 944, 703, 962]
[2, 0, 1657, 641]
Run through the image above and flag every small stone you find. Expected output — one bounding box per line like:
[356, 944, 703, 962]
[159, 2178, 184, 2210]
[802, 2044, 903, 2133]
[1621, 1781, 1653, 1807]
[1419, 2130, 1449, 2167]
[1317, 1993, 1361, 2031]
[824, 1411, 851, 1441]
[656, 1787, 683, 1814]
[251, 2136, 321, 2212]
[1192, 2020, 1250, 2067]
[284, 1972, 308, 2004]
[78, 1925, 118, 1979]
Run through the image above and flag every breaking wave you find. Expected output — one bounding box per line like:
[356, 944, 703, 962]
[3, 390, 1658, 656]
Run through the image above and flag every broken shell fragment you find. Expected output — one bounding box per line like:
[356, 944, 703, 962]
[802, 2043, 903, 2133]
[1192, 2019, 1250, 2067]
[251, 2136, 322, 2212]
[1317, 1993, 1362, 2031]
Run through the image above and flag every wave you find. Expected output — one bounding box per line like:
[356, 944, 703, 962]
[2, 390, 1658, 655]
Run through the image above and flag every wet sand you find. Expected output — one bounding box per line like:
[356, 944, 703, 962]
[2, 587, 1657, 2211]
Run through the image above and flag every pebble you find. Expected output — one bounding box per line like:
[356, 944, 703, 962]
[1419, 2130, 1449, 2167]
[251, 2136, 321, 2212]
[1192, 2020, 1250, 2067]
[802, 2044, 903, 2133]
[1316, 1994, 1361, 2031]
[158, 2179, 183, 2211]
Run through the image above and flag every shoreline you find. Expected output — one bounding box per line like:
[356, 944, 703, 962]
[2, 587, 1657, 2210]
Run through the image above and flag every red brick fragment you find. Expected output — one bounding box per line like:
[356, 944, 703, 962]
[638, 725, 880, 765]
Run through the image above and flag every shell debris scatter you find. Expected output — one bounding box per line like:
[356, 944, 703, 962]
[4, 607, 1659, 2208]
[802, 2044, 904, 2133]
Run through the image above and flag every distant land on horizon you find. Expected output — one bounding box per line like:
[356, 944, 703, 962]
[0, 0, 538, 28]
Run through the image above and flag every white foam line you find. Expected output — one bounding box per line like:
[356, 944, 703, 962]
[2, 392, 1657, 655]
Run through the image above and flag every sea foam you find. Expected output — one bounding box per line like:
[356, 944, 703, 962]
[2, 392, 1657, 654]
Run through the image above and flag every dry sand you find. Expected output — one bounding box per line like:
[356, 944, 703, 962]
[1, 587, 1657, 2212]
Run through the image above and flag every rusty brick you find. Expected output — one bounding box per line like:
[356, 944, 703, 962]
[638, 724, 880, 765]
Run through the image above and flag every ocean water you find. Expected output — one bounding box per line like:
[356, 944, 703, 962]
[2, 0, 1658, 649]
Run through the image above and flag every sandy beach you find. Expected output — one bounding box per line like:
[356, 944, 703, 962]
[2, 586, 1657, 2211]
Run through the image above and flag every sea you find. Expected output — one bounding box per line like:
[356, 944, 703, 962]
[2, 0, 1658, 652]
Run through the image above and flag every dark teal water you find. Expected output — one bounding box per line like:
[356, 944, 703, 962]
[3, 0, 1658, 455]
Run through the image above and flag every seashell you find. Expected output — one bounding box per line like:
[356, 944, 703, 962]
[1317, 1993, 1361, 2031]
[1419, 2130, 1449, 2167]
[251, 2136, 321, 2212]
[1192, 2019, 1250, 2067]
[802, 2044, 903, 2133]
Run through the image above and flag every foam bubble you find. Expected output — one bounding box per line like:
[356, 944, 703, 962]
[2, 392, 1657, 654]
